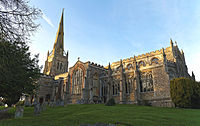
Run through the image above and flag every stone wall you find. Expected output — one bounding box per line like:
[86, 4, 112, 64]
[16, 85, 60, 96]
[37, 75, 54, 103]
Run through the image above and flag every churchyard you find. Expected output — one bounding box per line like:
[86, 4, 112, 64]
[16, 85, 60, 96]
[0, 104, 200, 126]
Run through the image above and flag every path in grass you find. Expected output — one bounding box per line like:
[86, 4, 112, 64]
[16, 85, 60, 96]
[0, 104, 200, 126]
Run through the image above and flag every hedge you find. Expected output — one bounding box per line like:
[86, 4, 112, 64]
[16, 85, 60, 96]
[170, 77, 200, 108]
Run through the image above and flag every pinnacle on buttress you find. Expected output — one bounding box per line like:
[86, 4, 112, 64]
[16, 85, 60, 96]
[170, 38, 173, 47]
[134, 55, 137, 63]
[192, 71, 195, 81]
[108, 62, 111, 69]
[120, 59, 123, 66]
[108, 62, 112, 77]
[181, 49, 184, 54]
[162, 48, 166, 57]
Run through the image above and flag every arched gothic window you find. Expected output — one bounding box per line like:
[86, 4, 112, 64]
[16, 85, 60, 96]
[127, 64, 132, 70]
[125, 80, 131, 94]
[128, 81, 131, 93]
[139, 61, 146, 67]
[125, 82, 128, 93]
[140, 72, 154, 92]
[72, 67, 83, 95]
[118, 84, 120, 94]
[151, 58, 159, 64]
[115, 85, 118, 95]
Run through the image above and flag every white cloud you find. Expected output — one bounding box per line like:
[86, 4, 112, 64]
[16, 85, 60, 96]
[42, 14, 54, 28]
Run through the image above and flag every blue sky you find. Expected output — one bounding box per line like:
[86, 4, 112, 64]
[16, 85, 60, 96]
[29, 0, 200, 81]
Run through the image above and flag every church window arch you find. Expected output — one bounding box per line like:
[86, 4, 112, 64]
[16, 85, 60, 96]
[125, 79, 131, 94]
[138, 61, 146, 67]
[128, 80, 131, 93]
[151, 57, 159, 64]
[140, 72, 154, 92]
[72, 67, 84, 95]
[115, 85, 117, 95]
[127, 63, 132, 70]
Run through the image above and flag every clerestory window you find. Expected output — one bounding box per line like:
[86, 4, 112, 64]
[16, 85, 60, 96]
[151, 58, 159, 64]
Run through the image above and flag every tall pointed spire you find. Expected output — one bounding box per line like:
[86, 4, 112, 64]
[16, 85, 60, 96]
[43, 9, 69, 76]
[53, 9, 64, 55]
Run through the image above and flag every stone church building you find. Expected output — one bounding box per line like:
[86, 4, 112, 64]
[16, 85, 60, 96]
[36, 11, 194, 107]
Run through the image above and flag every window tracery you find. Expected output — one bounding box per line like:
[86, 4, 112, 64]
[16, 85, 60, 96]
[140, 72, 154, 92]
[139, 61, 146, 67]
[151, 58, 159, 64]
[127, 64, 132, 70]
[72, 67, 83, 94]
[125, 79, 131, 94]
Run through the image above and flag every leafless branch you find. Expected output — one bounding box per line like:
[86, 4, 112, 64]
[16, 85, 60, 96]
[0, 0, 42, 43]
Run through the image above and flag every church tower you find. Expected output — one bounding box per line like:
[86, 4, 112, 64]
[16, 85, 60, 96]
[43, 9, 69, 76]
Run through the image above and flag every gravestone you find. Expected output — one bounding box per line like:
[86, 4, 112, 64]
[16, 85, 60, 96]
[33, 100, 40, 115]
[15, 106, 24, 118]
[60, 101, 64, 106]
[24, 96, 31, 107]
[41, 102, 47, 111]
[49, 101, 55, 108]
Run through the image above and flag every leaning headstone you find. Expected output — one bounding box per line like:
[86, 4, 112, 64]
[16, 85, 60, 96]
[41, 102, 47, 111]
[15, 106, 24, 118]
[60, 101, 64, 106]
[56, 100, 60, 106]
[33, 100, 40, 115]
[49, 101, 56, 108]
[24, 96, 31, 107]
[49, 101, 53, 107]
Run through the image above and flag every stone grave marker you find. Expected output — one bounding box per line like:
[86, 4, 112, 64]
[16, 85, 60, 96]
[15, 106, 24, 118]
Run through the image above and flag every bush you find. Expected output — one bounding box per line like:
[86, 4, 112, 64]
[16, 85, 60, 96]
[105, 98, 116, 106]
[170, 77, 200, 108]
[191, 81, 200, 108]
[0, 101, 4, 106]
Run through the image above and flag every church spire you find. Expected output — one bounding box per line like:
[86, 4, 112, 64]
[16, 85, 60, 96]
[53, 9, 64, 55]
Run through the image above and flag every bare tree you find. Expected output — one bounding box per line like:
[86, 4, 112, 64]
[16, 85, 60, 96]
[0, 0, 42, 42]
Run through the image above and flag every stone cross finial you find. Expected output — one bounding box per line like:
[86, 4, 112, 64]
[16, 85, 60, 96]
[78, 57, 80, 61]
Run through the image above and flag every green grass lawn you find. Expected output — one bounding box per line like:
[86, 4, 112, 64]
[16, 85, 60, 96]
[0, 104, 200, 126]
